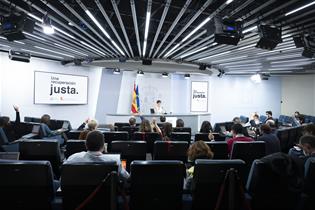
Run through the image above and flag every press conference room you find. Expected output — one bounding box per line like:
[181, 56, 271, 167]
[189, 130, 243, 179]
[0, 0, 315, 210]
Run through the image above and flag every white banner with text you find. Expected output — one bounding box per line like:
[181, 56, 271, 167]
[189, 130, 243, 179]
[34, 71, 88, 104]
[191, 81, 208, 112]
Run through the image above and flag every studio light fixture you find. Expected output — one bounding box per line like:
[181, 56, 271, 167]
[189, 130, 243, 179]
[217, 70, 225, 78]
[113, 68, 121, 75]
[184, 74, 190, 79]
[251, 73, 261, 83]
[162, 72, 169, 78]
[42, 14, 55, 34]
[137, 69, 144, 76]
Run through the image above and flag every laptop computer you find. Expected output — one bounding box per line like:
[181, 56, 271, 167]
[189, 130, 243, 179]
[56, 121, 70, 133]
[0, 152, 20, 160]
[150, 108, 155, 114]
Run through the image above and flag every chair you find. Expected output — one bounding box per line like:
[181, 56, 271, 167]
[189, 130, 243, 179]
[110, 141, 146, 172]
[231, 141, 266, 178]
[287, 127, 298, 149]
[192, 159, 246, 210]
[276, 129, 290, 153]
[67, 130, 81, 139]
[171, 132, 191, 144]
[194, 133, 210, 142]
[61, 162, 118, 210]
[205, 141, 228, 159]
[240, 115, 249, 123]
[173, 127, 192, 135]
[0, 160, 55, 210]
[134, 132, 161, 153]
[213, 122, 227, 133]
[104, 131, 129, 151]
[259, 115, 267, 123]
[64, 140, 86, 158]
[153, 141, 189, 163]
[304, 157, 315, 210]
[19, 140, 62, 178]
[118, 126, 139, 140]
[246, 159, 302, 210]
[0, 128, 19, 152]
[130, 160, 185, 210]
[114, 122, 130, 130]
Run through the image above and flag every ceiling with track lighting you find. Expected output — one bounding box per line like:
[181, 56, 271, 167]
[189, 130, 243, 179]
[0, 0, 315, 76]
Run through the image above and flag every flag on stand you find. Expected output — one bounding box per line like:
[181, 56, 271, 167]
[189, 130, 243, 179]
[131, 82, 140, 113]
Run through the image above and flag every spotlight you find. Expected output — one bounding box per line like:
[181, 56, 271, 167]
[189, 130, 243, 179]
[73, 59, 82, 66]
[251, 74, 261, 83]
[184, 74, 190, 79]
[137, 69, 144, 76]
[209, 16, 243, 46]
[42, 14, 54, 34]
[199, 64, 207, 70]
[162, 72, 168, 78]
[217, 70, 225, 78]
[256, 24, 282, 50]
[113, 68, 121, 75]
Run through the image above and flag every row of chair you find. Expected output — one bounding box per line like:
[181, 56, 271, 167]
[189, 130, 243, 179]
[276, 125, 305, 153]
[1, 157, 313, 210]
[14, 139, 266, 177]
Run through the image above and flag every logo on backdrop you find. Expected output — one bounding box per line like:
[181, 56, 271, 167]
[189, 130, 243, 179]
[191, 81, 208, 112]
[50, 76, 78, 97]
[192, 90, 206, 99]
[34, 71, 88, 104]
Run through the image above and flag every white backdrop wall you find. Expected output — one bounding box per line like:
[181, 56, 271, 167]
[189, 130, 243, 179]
[281, 75, 315, 116]
[95, 71, 282, 124]
[0, 52, 102, 127]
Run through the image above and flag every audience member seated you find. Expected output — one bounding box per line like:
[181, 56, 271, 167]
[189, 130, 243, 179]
[40, 114, 64, 145]
[249, 113, 260, 128]
[227, 123, 253, 154]
[258, 124, 281, 155]
[265, 110, 276, 127]
[199, 120, 213, 133]
[159, 122, 173, 141]
[303, 124, 315, 136]
[175, 118, 184, 128]
[65, 130, 129, 180]
[289, 124, 315, 159]
[77, 118, 89, 130]
[300, 135, 315, 159]
[0, 105, 20, 142]
[121, 117, 138, 139]
[139, 119, 153, 133]
[225, 117, 250, 138]
[185, 140, 214, 189]
[78, 119, 98, 140]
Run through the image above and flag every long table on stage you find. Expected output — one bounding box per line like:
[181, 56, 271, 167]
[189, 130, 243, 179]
[105, 113, 211, 135]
